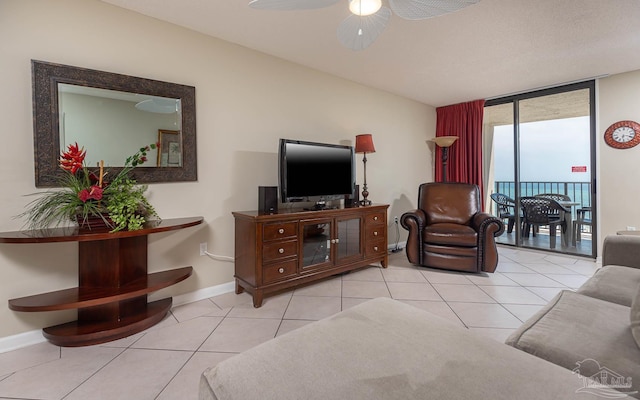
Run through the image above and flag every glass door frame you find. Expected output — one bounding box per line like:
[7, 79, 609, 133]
[485, 80, 597, 258]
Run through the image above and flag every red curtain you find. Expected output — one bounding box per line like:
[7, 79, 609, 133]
[435, 99, 486, 207]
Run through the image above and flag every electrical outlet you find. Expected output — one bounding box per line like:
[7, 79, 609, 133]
[394, 216, 399, 223]
[199, 242, 207, 256]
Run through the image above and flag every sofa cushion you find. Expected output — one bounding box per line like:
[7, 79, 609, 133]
[506, 290, 639, 398]
[201, 297, 609, 400]
[577, 265, 640, 307]
[632, 284, 640, 348]
[423, 223, 477, 247]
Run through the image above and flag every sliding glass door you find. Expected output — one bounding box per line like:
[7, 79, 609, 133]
[484, 82, 596, 257]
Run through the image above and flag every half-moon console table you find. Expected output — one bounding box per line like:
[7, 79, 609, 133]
[1, 216, 203, 347]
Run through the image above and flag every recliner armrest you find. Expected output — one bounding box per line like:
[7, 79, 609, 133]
[471, 212, 505, 235]
[400, 209, 426, 230]
[400, 209, 426, 265]
[603, 235, 640, 269]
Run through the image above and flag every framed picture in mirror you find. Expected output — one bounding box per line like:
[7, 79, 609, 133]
[157, 130, 182, 167]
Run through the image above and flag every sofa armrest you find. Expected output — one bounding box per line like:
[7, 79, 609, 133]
[400, 209, 426, 265]
[602, 235, 640, 269]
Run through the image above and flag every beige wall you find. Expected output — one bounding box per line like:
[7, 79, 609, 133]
[598, 70, 640, 245]
[0, 0, 434, 341]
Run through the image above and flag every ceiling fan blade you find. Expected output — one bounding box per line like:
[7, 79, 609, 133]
[249, 0, 340, 10]
[337, 7, 391, 51]
[389, 0, 480, 20]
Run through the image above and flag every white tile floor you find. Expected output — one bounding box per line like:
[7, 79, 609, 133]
[0, 246, 599, 400]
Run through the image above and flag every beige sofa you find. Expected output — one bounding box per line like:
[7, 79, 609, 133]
[506, 234, 640, 399]
[200, 235, 640, 400]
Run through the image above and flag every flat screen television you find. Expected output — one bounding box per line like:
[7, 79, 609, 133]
[279, 139, 355, 206]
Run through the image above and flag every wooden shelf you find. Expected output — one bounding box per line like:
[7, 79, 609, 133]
[42, 298, 172, 347]
[0, 217, 203, 244]
[2, 216, 203, 346]
[9, 267, 193, 312]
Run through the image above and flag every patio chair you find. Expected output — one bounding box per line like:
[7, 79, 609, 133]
[490, 193, 517, 233]
[535, 193, 571, 202]
[572, 206, 592, 246]
[520, 196, 568, 249]
[534, 193, 571, 229]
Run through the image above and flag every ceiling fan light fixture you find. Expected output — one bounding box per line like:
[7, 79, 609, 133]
[349, 0, 382, 16]
[249, 0, 482, 50]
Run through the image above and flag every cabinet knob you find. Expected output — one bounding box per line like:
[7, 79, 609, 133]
[278, 228, 285, 234]
[278, 267, 285, 273]
[373, 216, 378, 221]
[335, 238, 340, 244]
[278, 248, 285, 254]
[373, 246, 378, 251]
[373, 231, 378, 236]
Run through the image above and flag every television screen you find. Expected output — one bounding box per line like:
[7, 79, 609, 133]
[279, 139, 355, 202]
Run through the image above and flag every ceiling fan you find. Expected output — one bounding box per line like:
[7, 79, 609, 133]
[248, 0, 481, 51]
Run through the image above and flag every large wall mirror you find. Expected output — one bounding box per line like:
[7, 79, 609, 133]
[32, 60, 197, 187]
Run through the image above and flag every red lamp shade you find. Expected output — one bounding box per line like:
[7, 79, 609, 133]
[355, 134, 376, 154]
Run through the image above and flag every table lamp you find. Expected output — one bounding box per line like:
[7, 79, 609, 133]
[355, 134, 376, 206]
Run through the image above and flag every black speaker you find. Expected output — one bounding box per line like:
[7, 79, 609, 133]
[345, 184, 360, 207]
[259, 186, 278, 214]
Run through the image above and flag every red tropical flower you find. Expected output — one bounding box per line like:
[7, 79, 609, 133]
[78, 186, 103, 203]
[60, 142, 86, 174]
[88, 185, 104, 201]
[78, 189, 90, 202]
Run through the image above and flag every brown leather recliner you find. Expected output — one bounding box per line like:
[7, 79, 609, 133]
[400, 182, 505, 273]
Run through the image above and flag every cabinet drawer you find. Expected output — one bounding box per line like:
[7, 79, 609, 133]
[263, 259, 298, 284]
[263, 239, 298, 262]
[263, 222, 298, 241]
[365, 224, 385, 241]
[365, 212, 386, 226]
[365, 239, 386, 257]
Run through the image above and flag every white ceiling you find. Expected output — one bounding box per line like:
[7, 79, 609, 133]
[99, 0, 640, 107]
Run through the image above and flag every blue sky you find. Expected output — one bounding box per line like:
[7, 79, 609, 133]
[493, 116, 591, 182]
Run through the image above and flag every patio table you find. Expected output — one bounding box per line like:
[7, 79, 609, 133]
[558, 201, 579, 246]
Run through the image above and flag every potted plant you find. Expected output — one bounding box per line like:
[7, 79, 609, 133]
[19, 142, 159, 232]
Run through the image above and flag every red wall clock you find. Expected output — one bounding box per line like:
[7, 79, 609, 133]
[604, 120, 640, 149]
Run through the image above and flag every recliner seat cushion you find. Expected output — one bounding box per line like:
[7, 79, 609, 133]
[577, 265, 640, 307]
[506, 290, 640, 398]
[423, 223, 477, 247]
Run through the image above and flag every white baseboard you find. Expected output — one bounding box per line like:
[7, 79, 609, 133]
[171, 281, 236, 307]
[0, 281, 237, 354]
[388, 241, 406, 252]
[0, 329, 48, 353]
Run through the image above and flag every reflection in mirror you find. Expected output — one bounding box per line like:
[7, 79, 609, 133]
[58, 84, 183, 168]
[32, 60, 197, 187]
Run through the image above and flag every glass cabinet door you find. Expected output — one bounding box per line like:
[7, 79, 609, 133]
[301, 218, 333, 270]
[336, 217, 362, 262]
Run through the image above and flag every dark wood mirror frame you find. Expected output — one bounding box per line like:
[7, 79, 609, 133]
[32, 60, 197, 187]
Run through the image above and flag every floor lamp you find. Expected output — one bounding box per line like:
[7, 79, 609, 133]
[432, 136, 458, 182]
[355, 134, 376, 206]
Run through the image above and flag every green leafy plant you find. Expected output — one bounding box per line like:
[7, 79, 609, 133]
[19, 142, 159, 232]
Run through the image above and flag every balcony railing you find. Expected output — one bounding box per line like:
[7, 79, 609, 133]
[493, 181, 591, 220]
